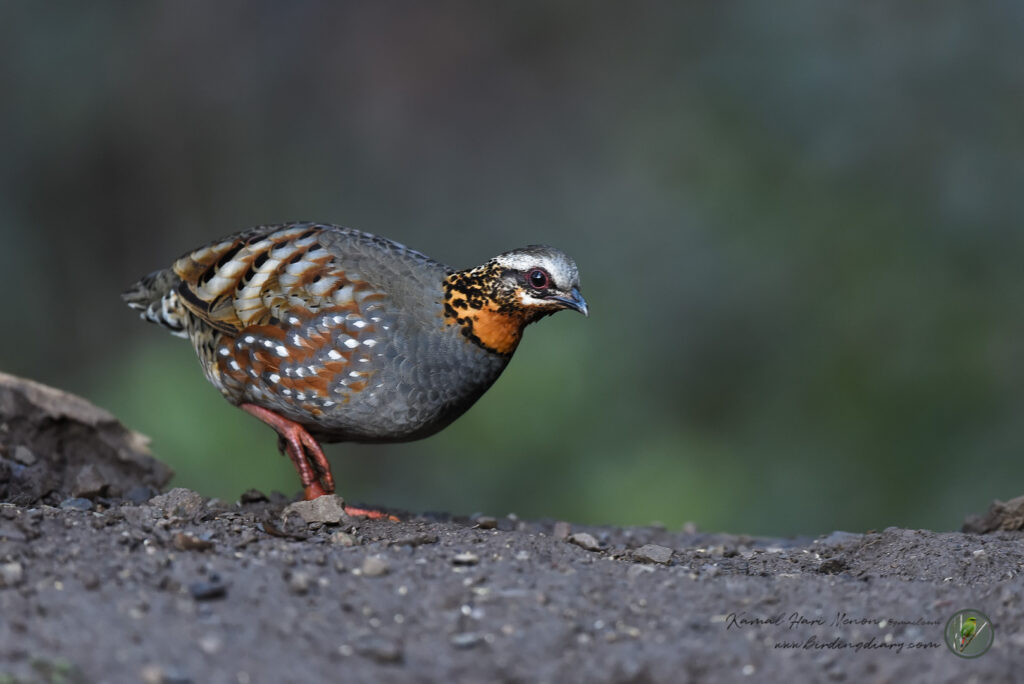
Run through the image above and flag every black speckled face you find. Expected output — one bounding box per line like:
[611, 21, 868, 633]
[443, 245, 587, 355]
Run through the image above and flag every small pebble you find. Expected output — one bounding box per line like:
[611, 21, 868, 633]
[173, 532, 214, 552]
[474, 516, 497, 530]
[634, 544, 673, 565]
[239, 489, 269, 504]
[333, 532, 358, 548]
[198, 634, 223, 655]
[282, 495, 348, 525]
[140, 665, 192, 684]
[361, 555, 390, 577]
[355, 639, 403, 664]
[390, 533, 438, 547]
[450, 632, 484, 649]
[149, 489, 205, 520]
[72, 464, 107, 499]
[0, 562, 24, 587]
[288, 571, 312, 595]
[124, 486, 156, 505]
[568, 533, 601, 551]
[12, 445, 36, 465]
[452, 552, 479, 566]
[553, 521, 571, 540]
[188, 578, 227, 601]
[60, 498, 93, 512]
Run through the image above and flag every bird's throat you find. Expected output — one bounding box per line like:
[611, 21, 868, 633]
[443, 268, 527, 356]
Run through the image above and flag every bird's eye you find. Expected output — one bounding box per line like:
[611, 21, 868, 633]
[528, 269, 550, 290]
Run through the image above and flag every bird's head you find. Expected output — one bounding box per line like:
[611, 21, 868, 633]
[444, 245, 587, 355]
[490, 245, 588, 317]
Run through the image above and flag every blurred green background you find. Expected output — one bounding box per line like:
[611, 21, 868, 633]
[2, 3, 1022, 536]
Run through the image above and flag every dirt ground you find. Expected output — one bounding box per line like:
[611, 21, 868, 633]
[1, 375, 1022, 683]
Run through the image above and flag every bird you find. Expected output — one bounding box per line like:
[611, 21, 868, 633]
[959, 616, 977, 650]
[122, 222, 587, 515]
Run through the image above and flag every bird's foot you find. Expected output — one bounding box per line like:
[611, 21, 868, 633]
[241, 403, 335, 497]
[343, 505, 400, 522]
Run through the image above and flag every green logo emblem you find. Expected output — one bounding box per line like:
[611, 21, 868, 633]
[944, 609, 993, 658]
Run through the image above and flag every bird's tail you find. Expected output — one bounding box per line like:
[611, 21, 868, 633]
[122, 268, 190, 338]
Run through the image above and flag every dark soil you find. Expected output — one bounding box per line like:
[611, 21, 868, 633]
[1, 375, 1021, 683]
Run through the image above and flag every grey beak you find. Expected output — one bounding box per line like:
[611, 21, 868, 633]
[550, 287, 589, 317]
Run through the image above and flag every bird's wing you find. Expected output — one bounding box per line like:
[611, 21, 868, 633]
[172, 224, 386, 336]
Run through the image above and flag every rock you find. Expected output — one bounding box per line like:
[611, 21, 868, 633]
[360, 555, 390, 577]
[288, 571, 312, 595]
[124, 485, 157, 505]
[188, 576, 227, 601]
[0, 561, 23, 587]
[568, 532, 601, 551]
[474, 516, 497, 529]
[267, 512, 310, 540]
[963, 495, 1024, 533]
[59, 497, 93, 512]
[140, 665, 163, 684]
[553, 521, 572, 540]
[450, 632, 484, 649]
[634, 544, 673, 564]
[120, 505, 159, 529]
[72, 464, 108, 498]
[0, 372, 173, 506]
[79, 570, 101, 590]
[390, 532, 438, 547]
[239, 489, 269, 504]
[330, 531, 357, 546]
[354, 637, 403, 664]
[817, 558, 848, 574]
[140, 665, 191, 684]
[172, 532, 214, 552]
[149, 489, 205, 520]
[12, 445, 36, 465]
[282, 495, 348, 525]
[197, 634, 223, 655]
[452, 552, 479, 566]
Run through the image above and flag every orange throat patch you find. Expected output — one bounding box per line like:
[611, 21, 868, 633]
[449, 304, 526, 356]
[443, 267, 529, 356]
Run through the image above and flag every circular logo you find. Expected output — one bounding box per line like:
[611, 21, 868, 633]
[944, 609, 994, 658]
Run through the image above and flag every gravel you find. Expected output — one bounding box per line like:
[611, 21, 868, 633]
[2, 374, 1022, 682]
[1, 493, 1021, 683]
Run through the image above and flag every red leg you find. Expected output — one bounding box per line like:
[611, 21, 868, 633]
[239, 403, 399, 520]
[240, 403, 335, 500]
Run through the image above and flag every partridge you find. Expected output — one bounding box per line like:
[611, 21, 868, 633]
[123, 223, 587, 512]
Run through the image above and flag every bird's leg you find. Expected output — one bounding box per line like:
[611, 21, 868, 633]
[240, 403, 335, 500]
[239, 404, 398, 519]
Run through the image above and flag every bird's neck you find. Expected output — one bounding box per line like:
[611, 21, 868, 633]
[442, 264, 530, 356]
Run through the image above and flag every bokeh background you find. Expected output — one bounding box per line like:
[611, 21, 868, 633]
[3, 3, 1023, 536]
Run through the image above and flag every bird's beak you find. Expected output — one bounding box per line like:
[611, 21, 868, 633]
[549, 287, 589, 317]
